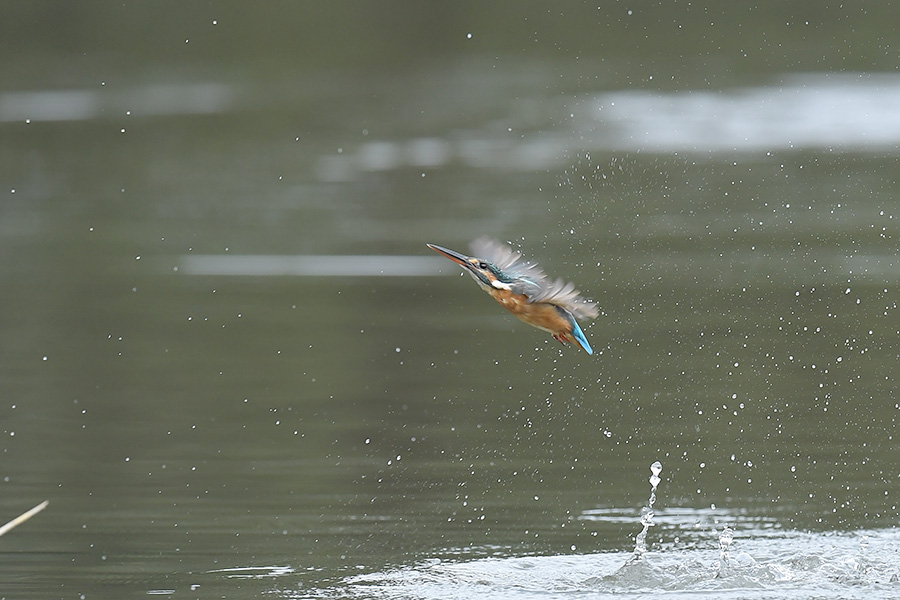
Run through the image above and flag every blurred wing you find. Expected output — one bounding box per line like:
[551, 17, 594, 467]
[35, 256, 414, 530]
[469, 237, 549, 293]
[470, 237, 599, 320]
[530, 278, 600, 320]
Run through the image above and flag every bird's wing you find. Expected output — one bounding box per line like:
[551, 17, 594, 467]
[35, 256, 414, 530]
[469, 237, 548, 292]
[528, 278, 600, 320]
[470, 237, 599, 320]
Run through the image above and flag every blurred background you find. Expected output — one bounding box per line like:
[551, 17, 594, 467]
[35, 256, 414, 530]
[1, 1, 899, 597]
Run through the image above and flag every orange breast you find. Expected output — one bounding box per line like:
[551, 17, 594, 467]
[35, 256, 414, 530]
[488, 289, 572, 335]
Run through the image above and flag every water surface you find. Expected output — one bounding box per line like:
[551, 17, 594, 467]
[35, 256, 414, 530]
[1, 3, 899, 599]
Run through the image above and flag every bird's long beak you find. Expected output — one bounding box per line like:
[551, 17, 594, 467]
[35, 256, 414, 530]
[427, 243, 473, 268]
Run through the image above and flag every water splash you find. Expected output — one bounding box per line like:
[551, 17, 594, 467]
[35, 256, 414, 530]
[302, 489, 900, 599]
[628, 460, 662, 564]
[855, 535, 872, 577]
[716, 525, 735, 577]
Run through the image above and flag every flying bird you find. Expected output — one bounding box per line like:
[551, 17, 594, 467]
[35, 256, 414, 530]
[428, 238, 599, 354]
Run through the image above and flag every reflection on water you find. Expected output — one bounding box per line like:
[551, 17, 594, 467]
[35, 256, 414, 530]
[8, 73, 899, 157]
[315, 73, 900, 183]
[592, 74, 900, 152]
[0, 83, 235, 122]
[180, 254, 448, 276]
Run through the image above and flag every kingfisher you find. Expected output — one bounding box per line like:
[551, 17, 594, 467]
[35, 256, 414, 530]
[428, 237, 599, 354]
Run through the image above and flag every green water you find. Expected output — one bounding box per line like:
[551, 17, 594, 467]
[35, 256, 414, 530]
[1, 3, 899, 598]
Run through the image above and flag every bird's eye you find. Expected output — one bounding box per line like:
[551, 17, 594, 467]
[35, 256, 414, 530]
[478, 262, 489, 269]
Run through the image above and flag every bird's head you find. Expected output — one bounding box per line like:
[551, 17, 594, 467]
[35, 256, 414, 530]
[427, 243, 515, 293]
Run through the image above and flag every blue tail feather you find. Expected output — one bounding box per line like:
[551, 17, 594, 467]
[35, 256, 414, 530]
[570, 319, 593, 355]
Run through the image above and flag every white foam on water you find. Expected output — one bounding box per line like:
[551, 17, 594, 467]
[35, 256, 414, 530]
[287, 460, 900, 600]
[293, 529, 900, 600]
